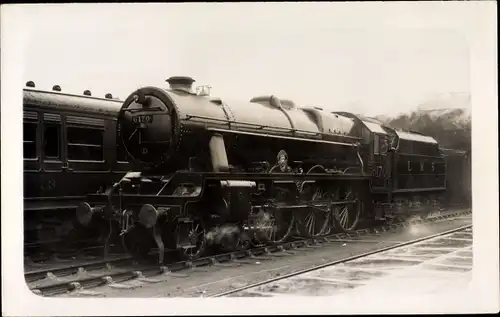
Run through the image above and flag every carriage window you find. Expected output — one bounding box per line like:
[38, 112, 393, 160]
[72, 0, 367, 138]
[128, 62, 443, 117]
[23, 122, 37, 159]
[67, 127, 103, 161]
[373, 134, 380, 155]
[43, 124, 61, 159]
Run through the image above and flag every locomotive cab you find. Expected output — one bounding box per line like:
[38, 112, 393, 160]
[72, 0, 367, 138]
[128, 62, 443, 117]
[355, 119, 396, 190]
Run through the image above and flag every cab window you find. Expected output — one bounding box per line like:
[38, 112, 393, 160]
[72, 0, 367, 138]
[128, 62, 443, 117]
[373, 134, 380, 154]
[379, 136, 388, 154]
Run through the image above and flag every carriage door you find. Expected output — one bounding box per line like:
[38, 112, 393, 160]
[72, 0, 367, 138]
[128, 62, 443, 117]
[23, 110, 41, 200]
[371, 133, 389, 189]
[66, 116, 107, 197]
[40, 112, 65, 198]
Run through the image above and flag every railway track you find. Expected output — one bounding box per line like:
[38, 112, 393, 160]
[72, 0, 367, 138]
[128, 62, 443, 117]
[213, 224, 473, 297]
[25, 208, 471, 296]
[24, 238, 105, 258]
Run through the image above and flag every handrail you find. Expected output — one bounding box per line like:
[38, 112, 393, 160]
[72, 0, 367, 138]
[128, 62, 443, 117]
[184, 114, 362, 140]
[206, 127, 358, 147]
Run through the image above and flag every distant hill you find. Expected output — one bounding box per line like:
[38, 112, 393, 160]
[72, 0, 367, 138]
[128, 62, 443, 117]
[373, 93, 471, 150]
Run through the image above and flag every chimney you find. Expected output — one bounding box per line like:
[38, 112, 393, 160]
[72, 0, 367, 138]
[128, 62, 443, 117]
[52, 85, 62, 92]
[166, 76, 195, 92]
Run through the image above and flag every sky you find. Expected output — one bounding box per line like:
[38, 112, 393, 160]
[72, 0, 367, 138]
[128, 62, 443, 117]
[19, 3, 471, 117]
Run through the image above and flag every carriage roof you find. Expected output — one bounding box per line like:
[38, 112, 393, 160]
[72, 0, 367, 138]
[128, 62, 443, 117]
[23, 88, 122, 117]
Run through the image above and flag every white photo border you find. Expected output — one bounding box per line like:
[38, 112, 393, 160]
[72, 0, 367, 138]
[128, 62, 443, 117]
[1, 2, 498, 315]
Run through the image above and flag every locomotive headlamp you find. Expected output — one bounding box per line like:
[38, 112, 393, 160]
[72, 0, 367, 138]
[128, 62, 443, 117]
[76, 202, 103, 227]
[133, 92, 150, 106]
[139, 204, 167, 228]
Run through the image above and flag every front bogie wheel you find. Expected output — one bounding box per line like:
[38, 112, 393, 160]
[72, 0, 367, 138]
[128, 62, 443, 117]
[175, 216, 207, 261]
[121, 225, 154, 261]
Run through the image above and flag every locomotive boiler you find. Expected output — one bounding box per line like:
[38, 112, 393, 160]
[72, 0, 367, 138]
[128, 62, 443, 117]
[117, 76, 363, 174]
[78, 76, 453, 264]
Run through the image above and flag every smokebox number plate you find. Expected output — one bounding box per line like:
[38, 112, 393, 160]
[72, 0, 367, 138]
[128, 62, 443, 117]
[133, 115, 153, 124]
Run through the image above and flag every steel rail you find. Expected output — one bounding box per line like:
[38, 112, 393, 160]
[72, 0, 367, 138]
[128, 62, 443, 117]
[26, 208, 471, 296]
[210, 224, 472, 297]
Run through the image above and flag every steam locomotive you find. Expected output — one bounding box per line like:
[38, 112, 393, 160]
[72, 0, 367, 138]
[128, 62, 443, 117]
[77, 76, 455, 263]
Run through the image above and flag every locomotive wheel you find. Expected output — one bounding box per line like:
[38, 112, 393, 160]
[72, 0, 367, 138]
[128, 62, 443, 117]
[237, 231, 252, 251]
[209, 224, 242, 254]
[253, 205, 294, 245]
[121, 225, 154, 261]
[176, 216, 207, 261]
[333, 186, 362, 232]
[296, 185, 332, 238]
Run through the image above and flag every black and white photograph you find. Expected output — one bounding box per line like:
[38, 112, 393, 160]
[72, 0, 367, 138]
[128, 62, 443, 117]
[1, 1, 498, 315]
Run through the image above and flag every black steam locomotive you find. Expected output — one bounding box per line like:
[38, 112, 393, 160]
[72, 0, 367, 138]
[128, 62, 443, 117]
[77, 76, 456, 263]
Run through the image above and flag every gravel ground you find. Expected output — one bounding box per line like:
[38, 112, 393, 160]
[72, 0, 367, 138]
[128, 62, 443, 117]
[56, 215, 472, 298]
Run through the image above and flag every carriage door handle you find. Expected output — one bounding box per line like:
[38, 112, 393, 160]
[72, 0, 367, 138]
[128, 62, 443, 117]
[62, 162, 74, 172]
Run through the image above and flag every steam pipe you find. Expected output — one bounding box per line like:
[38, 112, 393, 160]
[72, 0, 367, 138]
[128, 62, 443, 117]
[356, 144, 365, 175]
[269, 95, 296, 132]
